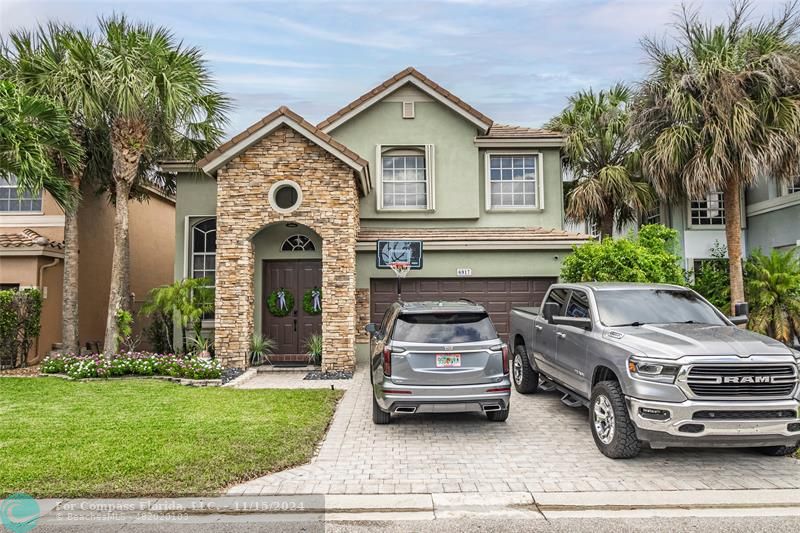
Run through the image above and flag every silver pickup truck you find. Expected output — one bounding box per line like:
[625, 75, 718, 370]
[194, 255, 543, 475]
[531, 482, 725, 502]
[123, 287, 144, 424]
[509, 282, 800, 459]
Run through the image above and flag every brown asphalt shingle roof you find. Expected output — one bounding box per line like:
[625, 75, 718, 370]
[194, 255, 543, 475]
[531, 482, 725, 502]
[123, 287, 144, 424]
[0, 229, 64, 250]
[357, 227, 590, 243]
[480, 124, 564, 139]
[197, 106, 369, 171]
[317, 67, 493, 131]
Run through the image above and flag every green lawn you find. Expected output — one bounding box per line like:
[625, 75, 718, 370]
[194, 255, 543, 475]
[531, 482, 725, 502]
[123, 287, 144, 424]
[0, 377, 342, 498]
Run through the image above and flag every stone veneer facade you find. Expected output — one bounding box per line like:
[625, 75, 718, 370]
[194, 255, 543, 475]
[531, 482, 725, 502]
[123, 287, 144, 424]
[355, 288, 371, 344]
[214, 125, 360, 370]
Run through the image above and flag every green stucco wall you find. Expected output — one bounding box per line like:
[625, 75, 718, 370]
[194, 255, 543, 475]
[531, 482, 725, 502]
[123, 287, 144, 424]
[329, 98, 564, 227]
[355, 249, 565, 289]
[174, 172, 217, 283]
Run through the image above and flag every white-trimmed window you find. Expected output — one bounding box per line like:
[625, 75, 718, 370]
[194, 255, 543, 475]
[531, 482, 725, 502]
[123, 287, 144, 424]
[0, 176, 43, 213]
[787, 177, 800, 195]
[281, 235, 315, 251]
[377, 145, 435, 210]
[191, 218, 216, 286]
[486, 153, 540, 210]
[644, 206, 661, 225]
[690, 191, 725, 226]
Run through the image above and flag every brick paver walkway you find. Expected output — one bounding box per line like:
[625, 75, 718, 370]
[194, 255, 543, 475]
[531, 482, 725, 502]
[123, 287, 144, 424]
[229, 368, 800, 495]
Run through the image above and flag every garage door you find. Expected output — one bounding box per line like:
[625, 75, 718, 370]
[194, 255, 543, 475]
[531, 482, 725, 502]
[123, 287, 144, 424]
[370, 277, 556, 342]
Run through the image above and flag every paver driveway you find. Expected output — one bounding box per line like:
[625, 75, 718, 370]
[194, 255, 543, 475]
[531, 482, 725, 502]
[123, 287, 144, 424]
[229, 368, 800, 495]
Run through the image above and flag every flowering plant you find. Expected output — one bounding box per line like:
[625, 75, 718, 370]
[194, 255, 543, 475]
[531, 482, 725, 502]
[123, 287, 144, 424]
[41, 351, 224, 380]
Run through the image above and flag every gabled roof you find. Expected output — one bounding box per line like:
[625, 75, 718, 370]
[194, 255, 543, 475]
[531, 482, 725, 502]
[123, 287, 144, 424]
[317, 67, 493, 133]
[0, 229, 64, 257]
[197, 106, 371, 194]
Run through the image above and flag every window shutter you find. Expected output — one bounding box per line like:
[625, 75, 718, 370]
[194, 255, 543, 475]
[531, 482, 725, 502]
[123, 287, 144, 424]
[375, 144, 383, 209]
[402, 101, 415, 119]
[425, 144, 435, 210]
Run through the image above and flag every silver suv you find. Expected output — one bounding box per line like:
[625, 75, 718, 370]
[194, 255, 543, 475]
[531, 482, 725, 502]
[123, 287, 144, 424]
[366, 301, 511, 424]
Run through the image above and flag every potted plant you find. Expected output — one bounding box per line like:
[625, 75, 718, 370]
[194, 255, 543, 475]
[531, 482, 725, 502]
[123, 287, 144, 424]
[250, 333, 276, 366]
[305, 334, 323, 366]
[189, 335, 213, 360]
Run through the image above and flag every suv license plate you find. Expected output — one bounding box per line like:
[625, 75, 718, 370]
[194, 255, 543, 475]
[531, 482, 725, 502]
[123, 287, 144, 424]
[435, 354, 461, 368]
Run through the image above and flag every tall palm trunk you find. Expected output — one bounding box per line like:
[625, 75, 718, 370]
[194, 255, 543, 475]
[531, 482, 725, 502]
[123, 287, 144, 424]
[599, 198, 614, 239]
[61, 176, 80, 355]
[724, 178, 745, 315]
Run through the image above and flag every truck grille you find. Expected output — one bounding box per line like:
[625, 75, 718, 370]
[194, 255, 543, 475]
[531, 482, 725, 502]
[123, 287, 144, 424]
[686, 364, 798, 398]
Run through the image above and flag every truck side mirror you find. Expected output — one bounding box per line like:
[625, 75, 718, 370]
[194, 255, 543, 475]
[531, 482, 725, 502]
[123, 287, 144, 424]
[364, 323, 378, 336]
[729, 302, 749, 325]
[542, 302, 560, 322]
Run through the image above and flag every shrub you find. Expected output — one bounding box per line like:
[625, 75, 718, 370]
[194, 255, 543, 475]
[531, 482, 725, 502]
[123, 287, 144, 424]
[561, 224, 685, 285]
[0, 288, 43, 368]
[691, 241, 731, 312]
[305, 334, 323, 365]
[40, 352, 224, 380]
[250, 333, 276, 366]
[746, 248, 800, 345]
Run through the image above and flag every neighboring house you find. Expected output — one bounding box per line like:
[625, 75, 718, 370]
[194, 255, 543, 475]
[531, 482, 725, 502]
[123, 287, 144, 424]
[0, 176, 176, 363]
[647, 177, 800, 272]
[168, 67, 590, 371]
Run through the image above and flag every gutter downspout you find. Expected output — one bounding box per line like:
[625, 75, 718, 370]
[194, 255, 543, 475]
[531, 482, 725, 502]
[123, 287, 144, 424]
[35, 256, 61, 360]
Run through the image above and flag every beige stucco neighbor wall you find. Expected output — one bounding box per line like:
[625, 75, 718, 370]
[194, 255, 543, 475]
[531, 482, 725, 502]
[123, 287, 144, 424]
[215, 125, 360, 370]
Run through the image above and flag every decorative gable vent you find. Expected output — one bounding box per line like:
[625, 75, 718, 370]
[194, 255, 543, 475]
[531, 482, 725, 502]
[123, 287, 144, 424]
[402, 101, 415, 119]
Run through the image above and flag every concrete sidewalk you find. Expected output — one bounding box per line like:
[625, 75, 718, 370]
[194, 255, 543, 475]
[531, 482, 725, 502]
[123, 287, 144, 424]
[24, 489, 800, 527]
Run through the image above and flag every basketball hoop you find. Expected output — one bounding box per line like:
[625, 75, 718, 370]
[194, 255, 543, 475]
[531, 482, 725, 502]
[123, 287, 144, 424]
[388, 261, 411, 278]
[388, 261, 411, 298]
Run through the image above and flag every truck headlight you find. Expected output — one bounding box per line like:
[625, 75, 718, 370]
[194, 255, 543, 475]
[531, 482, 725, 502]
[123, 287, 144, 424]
[628, 356, 680, 383]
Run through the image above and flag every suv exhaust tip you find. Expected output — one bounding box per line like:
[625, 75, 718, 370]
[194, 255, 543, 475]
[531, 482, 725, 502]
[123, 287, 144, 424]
[394, 406, 417, 414]
[483, 405, 502, 412]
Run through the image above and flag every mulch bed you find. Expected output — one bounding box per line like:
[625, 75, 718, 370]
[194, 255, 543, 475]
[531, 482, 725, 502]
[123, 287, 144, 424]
[221, 368, 245, 385]
[304, 370, 353, 380]
[0, 365, 40, 377]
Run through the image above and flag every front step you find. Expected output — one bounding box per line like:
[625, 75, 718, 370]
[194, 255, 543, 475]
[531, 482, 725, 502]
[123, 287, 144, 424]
[539, 379, 556, 392]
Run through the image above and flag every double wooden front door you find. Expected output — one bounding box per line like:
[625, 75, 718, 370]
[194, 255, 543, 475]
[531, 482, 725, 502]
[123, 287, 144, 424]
[262, 260, 322, 354]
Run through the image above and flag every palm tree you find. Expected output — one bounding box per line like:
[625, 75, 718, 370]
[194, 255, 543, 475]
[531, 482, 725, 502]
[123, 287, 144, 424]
[547, 84, 653, 239]
[0, 79, 80, 209]
[633, 1, 800, 314]
[746, 248, 800, 345]
[1, 24, 102, 355]
[89, 16, 229, 353]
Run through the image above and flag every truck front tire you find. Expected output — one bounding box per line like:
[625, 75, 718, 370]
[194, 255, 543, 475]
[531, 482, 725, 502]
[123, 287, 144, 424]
[757, 445, 799, 456]
[512, 345, 539, 394]
[590, 381, 641, 459]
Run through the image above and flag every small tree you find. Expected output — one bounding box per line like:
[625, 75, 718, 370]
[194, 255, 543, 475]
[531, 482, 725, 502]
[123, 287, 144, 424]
[746, 248, 800, 345]
[0, 288, 43, 368]
[691, 241, 731, 312]
[561, 224, 685, 284]
[141, 278, 214, 354]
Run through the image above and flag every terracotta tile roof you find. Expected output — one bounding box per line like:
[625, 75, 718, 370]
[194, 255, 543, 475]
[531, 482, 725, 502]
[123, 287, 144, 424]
[317, 67, 493, 131]
[357, 227, 590, 243]
[197, 106, 369, 171]
[480, 124, 564, 139]
[0, 229, 64, 250]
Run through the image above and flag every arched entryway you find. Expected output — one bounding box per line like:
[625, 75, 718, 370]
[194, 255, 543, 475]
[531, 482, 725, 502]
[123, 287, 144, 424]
[252, 222, 323, 358]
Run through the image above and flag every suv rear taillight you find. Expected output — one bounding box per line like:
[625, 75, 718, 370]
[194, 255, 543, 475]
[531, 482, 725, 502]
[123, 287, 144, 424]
[491, 344, 510, 374]
[383, 347, 392, 376]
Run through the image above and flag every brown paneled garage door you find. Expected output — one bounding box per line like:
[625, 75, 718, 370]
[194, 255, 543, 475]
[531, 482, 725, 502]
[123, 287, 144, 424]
[370, 277, 556, 342]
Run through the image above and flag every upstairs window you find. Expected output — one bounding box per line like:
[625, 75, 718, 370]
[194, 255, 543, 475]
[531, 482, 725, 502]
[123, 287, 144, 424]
[0, 176, 43, 213]
[377, 145, 435, 210]
[486, 154, 539, 209]
[787, 177, 800, 195]
[690, 191, 725, 226]
[644, 206, 661, 225]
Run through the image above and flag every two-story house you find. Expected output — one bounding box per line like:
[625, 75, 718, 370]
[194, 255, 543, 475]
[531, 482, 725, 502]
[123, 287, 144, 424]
[168, 68, 590, 371]
[0, 177, 176, 363]
[646, 177, 800, 271]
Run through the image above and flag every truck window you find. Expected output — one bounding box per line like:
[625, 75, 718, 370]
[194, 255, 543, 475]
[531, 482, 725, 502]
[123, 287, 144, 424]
[595, 289, 727, 327]
[392, 313, 497, 343]
[543, 288, 570, 320]
[565, 290, 591, 319]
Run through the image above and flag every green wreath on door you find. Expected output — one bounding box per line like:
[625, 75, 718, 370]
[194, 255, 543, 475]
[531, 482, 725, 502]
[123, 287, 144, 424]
[303, 287, 322, 315]
[267, 288, 294, 317]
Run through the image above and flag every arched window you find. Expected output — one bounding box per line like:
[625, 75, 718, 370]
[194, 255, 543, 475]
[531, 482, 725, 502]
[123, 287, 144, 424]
[192, 218, 216, 285]
[281, 234, 315, 252]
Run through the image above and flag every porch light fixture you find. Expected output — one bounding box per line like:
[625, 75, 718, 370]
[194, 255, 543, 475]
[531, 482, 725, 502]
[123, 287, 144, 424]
[286, 222, 298, 228]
